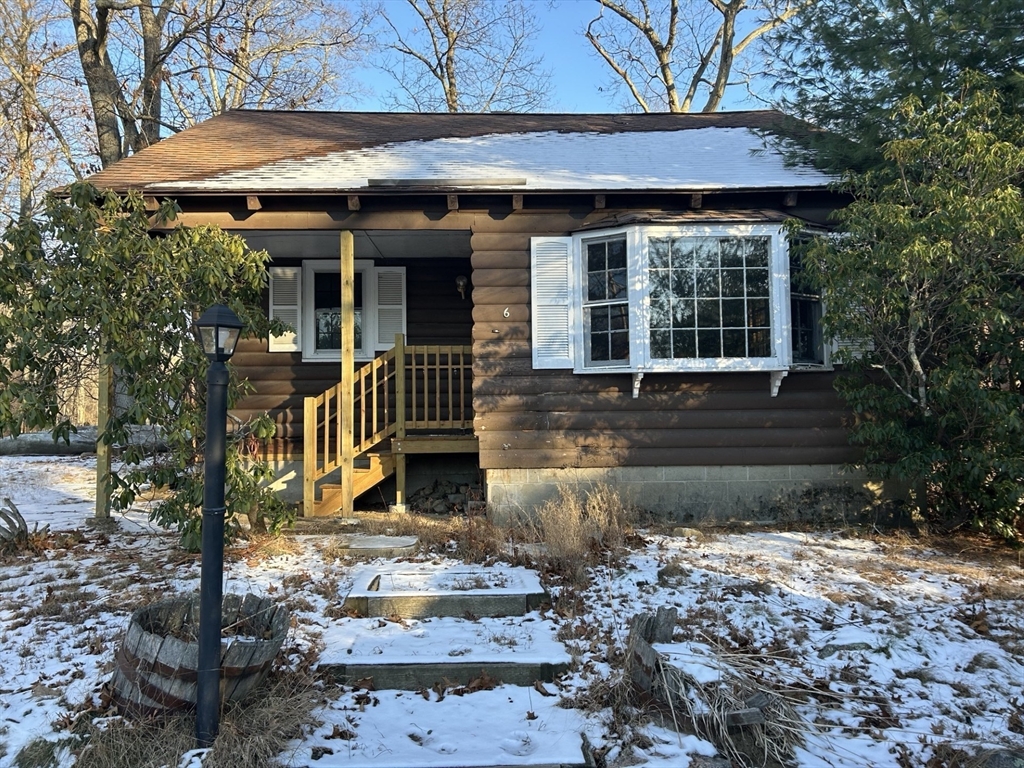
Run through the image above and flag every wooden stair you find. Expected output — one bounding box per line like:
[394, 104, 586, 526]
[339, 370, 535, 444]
[315, 449, 395, 516]
[304, 336, 474, 518]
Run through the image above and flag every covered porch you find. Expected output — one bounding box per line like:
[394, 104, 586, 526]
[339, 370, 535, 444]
[227, 226, 478, 515]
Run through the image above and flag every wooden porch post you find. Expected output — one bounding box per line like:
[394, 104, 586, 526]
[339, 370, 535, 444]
[340, 232, 355, 517]
[393, 333, 407, 513]
[302, 396, 316, 516]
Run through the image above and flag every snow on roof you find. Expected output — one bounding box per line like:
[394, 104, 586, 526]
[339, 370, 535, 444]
[149, 128, 831, 194]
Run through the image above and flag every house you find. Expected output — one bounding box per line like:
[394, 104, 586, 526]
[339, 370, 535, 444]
[84, 110, 880, 521]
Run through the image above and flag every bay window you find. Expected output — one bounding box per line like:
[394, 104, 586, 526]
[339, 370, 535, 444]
[532, 223, 818, 374]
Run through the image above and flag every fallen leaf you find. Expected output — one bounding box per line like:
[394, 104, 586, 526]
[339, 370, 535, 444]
[351, 677, 375, 691]
[326, 725, 356, 740]
[533, 680, 554, 697]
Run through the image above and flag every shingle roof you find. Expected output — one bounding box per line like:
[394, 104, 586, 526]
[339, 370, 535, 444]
[84, 110, 827, 193]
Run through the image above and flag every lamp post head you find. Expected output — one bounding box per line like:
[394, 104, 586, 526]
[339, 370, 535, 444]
[195, 304, 244, 363]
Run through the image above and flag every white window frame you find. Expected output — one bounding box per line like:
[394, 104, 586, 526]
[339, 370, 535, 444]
[302, 259, 368, 362]
[545, 223, 796, 374]
[278, 260, 406, 363]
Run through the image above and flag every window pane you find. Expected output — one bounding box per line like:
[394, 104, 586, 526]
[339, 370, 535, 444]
[721, 298, 745, 327]
[722, 329, 746, 356]
[610, 331, 629, 360]
[695, 269, 719, 298]
[607, 239, 627, 270]
[314, 272, 362, 352]
[608, 269, 628, 298]
[697, 329, 721, 357]
[721, 269, 745, 298]
[650, 238, 670, 269]
[651, 330, 672, 358]
[746, 268, 769, 297]
[748, 329, 771, 357]
[609, 304, 629, 330]
[747, 298, 770, 327]
[720, 238, 744, 268]
[697, 299, 720, 327]
[673, 330, 696, 358]
[745, 238, 770, 268]
[587, 242, 605, 273]
[650, 297, 671, 329]
[791, 297, 823, 363]
[671, 269, 695, 299]
[585, 302, 629, 366]
[672, 238, 696, 269]
[314, 271, 340, 310]
[672, 298, 695, 327]
[650, 268, 670, 298]
[588, 273, 606, 301]
[315, 309, 340, 351]
[694, 238, 718, 269]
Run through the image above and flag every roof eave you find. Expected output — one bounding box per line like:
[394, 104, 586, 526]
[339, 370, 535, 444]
[137, 183, 834, 197]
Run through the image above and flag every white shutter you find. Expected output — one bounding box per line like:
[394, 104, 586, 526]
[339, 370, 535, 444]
[531, 237, 575, 369]
[827, 303, 874, 363]
[375, 267, 406, 349]
[268, 266, 301, 352]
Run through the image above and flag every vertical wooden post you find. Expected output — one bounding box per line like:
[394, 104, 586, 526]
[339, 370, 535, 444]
[94, 358, 112, 520]
[340, 232, 355, 518]
[303, 396, 316, 517]
[394, 333, 407, 512]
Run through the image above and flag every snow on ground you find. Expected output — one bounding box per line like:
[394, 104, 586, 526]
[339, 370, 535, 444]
[2, 455, 1024, 767]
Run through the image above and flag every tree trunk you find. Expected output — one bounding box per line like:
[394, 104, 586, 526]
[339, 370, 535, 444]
[67, 1, 125, 166]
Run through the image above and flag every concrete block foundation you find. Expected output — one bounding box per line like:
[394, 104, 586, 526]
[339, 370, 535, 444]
[485, 465, 905, 525]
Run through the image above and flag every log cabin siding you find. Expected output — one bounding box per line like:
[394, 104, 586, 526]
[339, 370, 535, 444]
[469, 212, 859, 470]
[232, 256, 472, 451]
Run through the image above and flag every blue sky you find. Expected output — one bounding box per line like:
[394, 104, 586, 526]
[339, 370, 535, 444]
[351, 0, 765, 113]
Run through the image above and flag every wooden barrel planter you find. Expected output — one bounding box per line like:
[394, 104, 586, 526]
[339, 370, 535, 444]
[111, 593, 289, 717]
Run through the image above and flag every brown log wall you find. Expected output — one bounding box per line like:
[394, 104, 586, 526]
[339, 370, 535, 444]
[469, 212, 859, 470]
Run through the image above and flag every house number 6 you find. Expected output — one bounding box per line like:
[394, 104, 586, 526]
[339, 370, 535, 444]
[503, 308, 510, 318]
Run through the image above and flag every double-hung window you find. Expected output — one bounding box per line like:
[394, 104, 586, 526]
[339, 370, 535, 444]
[268, 260, 406, 361]
[532, 223, 813, 373]
[583, 237, 631, 367]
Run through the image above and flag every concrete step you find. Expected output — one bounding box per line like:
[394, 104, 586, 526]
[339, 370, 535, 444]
[321, 564, 565, 691]
[328, 534, 418, 558]
[343, 562, 548, 619]
[320, 659, 568, 690]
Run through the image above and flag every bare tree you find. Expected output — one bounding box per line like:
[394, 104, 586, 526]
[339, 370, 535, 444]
[162, 0, 365, 127]
[65, 0, 363, 168]
[585, 0, 803, 113]
[0, 0, 90, 218]
[373, 0, 550, 113]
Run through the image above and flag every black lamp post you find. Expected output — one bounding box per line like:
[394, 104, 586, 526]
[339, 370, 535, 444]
[193, 304, 243, 748]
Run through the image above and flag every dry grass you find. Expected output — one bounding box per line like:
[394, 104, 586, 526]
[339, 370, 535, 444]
[234, 534, 303, 564]
[72, 669, 325, 768]
[523, 483, 637, 586]
[320, 509, 530, 565]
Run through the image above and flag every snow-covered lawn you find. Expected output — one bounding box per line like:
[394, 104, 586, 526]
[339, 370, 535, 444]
[2, 455, 1023, 767]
